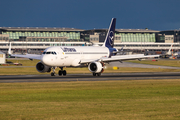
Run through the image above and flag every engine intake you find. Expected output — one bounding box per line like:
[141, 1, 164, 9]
[36, 62, 51, 73]
[88, 62, 104, 73]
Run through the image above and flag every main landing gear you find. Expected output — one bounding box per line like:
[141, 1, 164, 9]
[50, 67, 67, 76]
[58, 67, 66, 76]
[93, 73, 101, 76]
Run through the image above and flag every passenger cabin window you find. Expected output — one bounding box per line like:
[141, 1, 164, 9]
[46, 52, 51, 54]
[42, 51, 57, 55]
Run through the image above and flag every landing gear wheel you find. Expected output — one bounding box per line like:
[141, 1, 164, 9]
[58, 70, 62, 76]
[93, 73, 101, 76]
[62, 70, 66, 76]
[93, 73, 96, 76]
[51, 72, 55, 76]
[58, 67, 67, 76]
[51, 67, 56, 76]
[97, 73, 101, 76]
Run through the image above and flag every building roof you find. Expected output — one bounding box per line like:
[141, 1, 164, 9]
[160, 30, 180, 32]
[0, 27, 84, 32]
[116, 29, 159, 33]
[0, 27, 160, 33]
[83, 28, 159, 33]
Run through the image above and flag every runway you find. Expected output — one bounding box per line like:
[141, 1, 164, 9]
[0, 72, 180, 83]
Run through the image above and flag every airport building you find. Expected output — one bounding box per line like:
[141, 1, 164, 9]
[0, 27, 180, 54]
[156, 30, 180, 43]
[84, 29, 158, 43]
[0, 27, 85, 53]
[0, 27, 84, 42]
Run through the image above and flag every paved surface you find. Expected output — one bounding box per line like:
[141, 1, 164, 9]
[0, 72, 180, 83]
[109, 61, 180, 69]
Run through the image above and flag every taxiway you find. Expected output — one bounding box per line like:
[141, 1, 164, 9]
[0, 72, 180, 83]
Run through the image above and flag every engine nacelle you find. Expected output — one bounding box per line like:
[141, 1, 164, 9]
[36, 62, 51, 73]
[88, 62, 104, 73]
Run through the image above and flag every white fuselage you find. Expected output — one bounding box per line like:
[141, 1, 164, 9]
[41, 46, 110, 67]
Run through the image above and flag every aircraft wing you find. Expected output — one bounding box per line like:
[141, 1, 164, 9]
[101, 54, 159, 62]
[8, 42, 41, 60]
[80, 54, 159, 64]
[11, 54, 41, 60]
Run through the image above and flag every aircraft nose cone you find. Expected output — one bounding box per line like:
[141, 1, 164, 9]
[41, 55, 48, 65]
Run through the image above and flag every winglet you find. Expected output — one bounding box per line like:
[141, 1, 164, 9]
[8, 42, 12, 55]
[102, 18, 116, 48]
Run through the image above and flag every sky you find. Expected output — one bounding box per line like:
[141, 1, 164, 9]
[0, 0, 180, 30]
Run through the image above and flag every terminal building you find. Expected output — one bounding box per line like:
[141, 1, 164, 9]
[156, 30, 180, 43]
[0, 27, 84, 42]
[0, 27, 180, 54]
[84, 29, 158, 43]
[0, 27, 85, 53]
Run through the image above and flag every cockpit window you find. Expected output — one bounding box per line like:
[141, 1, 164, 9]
[53, 52, 57, 55]
[42, 51, 57, 55]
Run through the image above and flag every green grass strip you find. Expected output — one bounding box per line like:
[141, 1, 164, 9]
[0, 80, 180, 119]
[129, 59, 180, 67]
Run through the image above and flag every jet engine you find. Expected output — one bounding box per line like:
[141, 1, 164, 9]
[36, 62, 51, 73]
[88, 62, 104, 73]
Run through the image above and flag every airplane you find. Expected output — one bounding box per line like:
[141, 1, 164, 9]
[8, 18, 159, 76]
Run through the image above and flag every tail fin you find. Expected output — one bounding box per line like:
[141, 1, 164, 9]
[167, 44, 173, 55]
[102, 18, 116, 48]
[8, 42, 12, 55]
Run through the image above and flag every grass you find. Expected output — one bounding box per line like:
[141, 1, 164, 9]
[0, 80, 180, 120]
[5, 59, 40, 66]
[129, 59, 180, 67]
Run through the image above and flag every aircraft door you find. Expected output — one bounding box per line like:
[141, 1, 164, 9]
[55, 51, 65, 66]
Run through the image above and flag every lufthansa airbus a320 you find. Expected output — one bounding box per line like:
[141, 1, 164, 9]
[9, 18, 159, 76]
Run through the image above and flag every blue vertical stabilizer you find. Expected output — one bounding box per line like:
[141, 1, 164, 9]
[102, 18, 116, 48]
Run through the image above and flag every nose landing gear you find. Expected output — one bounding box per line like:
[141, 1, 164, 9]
[51, 67, 56, 76]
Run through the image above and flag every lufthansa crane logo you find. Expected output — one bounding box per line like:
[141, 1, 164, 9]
[108, 31, 114, 46]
